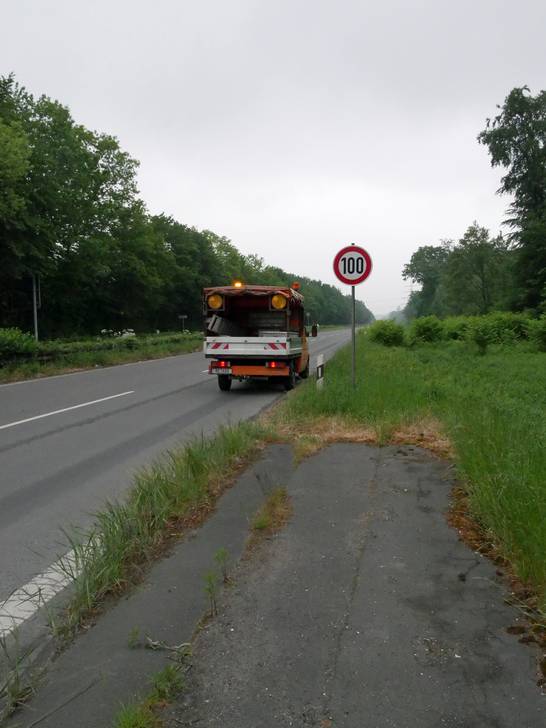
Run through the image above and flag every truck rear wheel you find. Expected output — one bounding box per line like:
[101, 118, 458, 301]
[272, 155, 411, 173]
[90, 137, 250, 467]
[284, 364, 296, 391]
[218, 374, 232, 391]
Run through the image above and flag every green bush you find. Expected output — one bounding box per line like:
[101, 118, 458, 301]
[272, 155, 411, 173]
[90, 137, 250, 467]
[442, 316, 471, 340]
[467, 318, 496, 355]
[482, 312, 530, 342]
[408, 316, 444, 344]
[528, 316, 546, 352]
[461, 312, 532, 351]
[368, 320, 405, 346]
[0, 328, 37, 358]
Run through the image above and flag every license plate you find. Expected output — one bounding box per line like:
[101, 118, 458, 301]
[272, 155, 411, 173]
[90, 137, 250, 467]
[212, 368, 232, 375]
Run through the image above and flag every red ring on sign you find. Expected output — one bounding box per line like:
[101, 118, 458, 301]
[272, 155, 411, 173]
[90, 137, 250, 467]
[333, 245, 372, 285]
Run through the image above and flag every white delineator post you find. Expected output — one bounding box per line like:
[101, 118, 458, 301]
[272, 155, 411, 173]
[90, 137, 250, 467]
[316, 353, 325, 389]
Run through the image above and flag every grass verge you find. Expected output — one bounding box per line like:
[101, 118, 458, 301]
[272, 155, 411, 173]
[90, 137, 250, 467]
[269, 334, 546, 611]
[58, 422, 271, 635]
[0, 337, 202, 383]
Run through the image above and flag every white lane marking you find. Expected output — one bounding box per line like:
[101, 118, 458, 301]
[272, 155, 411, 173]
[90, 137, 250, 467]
[0, 550, 78, 638]
[0, 391, 134, 431]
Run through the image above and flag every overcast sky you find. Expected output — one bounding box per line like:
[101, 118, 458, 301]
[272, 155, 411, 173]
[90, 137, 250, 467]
[2, 1, 545, 315]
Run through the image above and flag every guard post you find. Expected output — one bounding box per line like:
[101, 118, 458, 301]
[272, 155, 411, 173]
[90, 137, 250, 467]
[316, 353, 325, 389]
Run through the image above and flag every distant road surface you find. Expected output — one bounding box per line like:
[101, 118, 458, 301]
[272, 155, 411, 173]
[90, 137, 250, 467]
[0, 328, 350, 603]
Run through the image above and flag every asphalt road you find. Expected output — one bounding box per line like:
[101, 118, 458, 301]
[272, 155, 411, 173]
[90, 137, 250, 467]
[0, 328, 350, 603]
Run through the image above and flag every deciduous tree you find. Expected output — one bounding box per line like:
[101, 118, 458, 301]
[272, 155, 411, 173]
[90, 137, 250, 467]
[479, 87, 546, 309]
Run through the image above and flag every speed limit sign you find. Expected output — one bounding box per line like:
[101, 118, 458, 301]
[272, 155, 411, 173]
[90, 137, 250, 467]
[333, 245, 372, 286]
[332, 243, 372, 389]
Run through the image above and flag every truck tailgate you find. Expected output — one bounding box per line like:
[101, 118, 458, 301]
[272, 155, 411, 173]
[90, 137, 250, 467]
[204, 335, 302, 358]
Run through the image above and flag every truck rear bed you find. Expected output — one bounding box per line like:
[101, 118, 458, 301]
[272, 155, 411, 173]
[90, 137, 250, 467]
[204, 332, 302, 359]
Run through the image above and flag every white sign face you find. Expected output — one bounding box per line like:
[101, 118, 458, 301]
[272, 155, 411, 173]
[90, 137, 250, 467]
[333, 245, 372, 286]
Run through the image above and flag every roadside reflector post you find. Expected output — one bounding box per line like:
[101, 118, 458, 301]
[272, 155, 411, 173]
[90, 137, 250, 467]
[316, 354, 325, 389]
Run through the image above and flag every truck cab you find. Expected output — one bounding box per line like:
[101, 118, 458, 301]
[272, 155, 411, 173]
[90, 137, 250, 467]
[203, 284, 312, 391]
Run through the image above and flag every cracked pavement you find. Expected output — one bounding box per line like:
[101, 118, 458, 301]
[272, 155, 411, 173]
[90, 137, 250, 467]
[166, 444, 544, 728]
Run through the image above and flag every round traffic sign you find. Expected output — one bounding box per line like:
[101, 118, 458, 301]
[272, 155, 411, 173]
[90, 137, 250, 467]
[333, 245, 372, 285]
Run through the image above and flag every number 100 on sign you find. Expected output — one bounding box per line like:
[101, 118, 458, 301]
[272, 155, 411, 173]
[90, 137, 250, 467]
[333, 245, 372, 286]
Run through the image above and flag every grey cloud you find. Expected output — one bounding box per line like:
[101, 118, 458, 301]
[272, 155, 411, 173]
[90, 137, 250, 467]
[2, 0, 544, 314]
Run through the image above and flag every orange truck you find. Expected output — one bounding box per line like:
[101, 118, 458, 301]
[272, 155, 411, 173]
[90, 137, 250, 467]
[203, 283, 315, 391]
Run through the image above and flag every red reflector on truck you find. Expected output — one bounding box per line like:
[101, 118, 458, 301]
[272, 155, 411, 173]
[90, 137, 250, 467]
[266, 361, 287, 369]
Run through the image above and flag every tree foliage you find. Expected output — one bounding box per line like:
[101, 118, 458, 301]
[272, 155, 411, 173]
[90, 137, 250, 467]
[400, 86, 546, 321]
[478, 86, 546, 309]
[403, 224, 515, 319]
[0, 75, 373, 336]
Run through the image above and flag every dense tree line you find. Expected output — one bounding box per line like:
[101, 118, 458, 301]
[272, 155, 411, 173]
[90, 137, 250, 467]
[0, 75, 373, 337]
[401, 223, 514, 318]
[397, 86, 545, 321]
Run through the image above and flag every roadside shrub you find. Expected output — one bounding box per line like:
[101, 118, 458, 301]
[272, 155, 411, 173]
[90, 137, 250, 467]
[0, 328, 37, 358]
[467, 317, 496, 355]
[461, 312, 532, 351]
[408, 316, 443, 344]
[368, 320, 405, 346]
[528, 315, 546, 352]
[484, 312, 530, 342]
[443, 316, 470, 340]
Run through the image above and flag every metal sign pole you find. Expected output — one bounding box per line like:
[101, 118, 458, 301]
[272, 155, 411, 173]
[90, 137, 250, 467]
[332, 243, 372, 390]
[351, 284, 356, 389]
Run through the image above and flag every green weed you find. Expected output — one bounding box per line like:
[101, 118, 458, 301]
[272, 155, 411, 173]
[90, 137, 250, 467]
[203, 570, 219, 617]
[112, 702, 157, 728]
[112, 660, 186, 726]
[0, 633, 38, 721]
[127, 627, 141, 649]
[214, 547, 230, 583]
[249, 488, 292, 541]
[149, 664, 184, 703]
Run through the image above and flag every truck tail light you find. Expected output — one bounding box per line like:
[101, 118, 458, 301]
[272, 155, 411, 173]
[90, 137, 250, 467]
[266, 361, 287, 369]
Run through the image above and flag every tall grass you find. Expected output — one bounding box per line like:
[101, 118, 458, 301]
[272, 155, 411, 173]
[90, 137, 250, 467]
[60, 422, 267, 630]
[281, 334, 546, 605]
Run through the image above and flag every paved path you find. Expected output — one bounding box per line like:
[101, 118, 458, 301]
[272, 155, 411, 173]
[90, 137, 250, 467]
[0, 329, 349, 604]
[169, 444, 544, 728]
